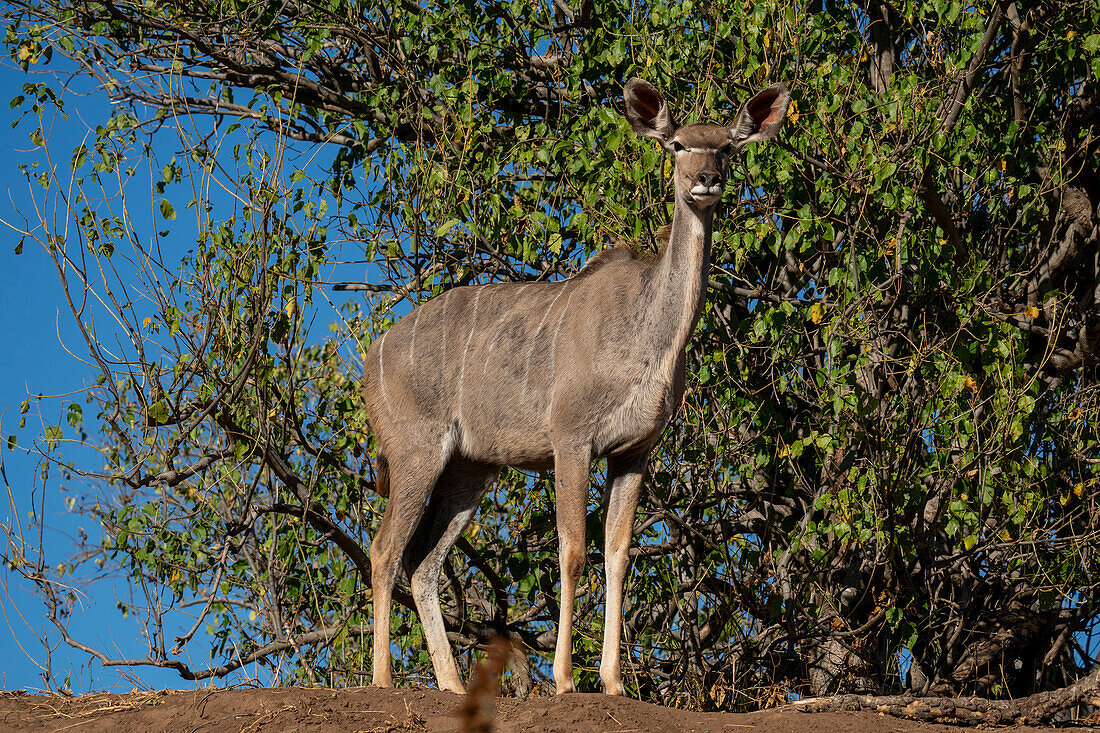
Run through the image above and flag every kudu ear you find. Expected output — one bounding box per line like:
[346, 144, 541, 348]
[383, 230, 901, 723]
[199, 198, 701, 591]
[623, 77, 678, 143]
[728, 83, 791, 147]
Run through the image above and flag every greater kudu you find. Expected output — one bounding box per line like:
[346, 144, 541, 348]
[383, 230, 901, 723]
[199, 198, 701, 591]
[363, 77, 790, 695]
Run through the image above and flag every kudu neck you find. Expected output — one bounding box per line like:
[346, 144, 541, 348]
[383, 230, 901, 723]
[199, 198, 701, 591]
[645, 196, 714, 349]
[665, 200, 714, 272]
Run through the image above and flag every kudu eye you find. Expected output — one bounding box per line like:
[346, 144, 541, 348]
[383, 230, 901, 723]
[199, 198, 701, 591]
[672, 141, 685, 153]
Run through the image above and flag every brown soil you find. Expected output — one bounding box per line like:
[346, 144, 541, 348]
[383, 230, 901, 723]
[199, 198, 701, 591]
[0, 686, 1077, 732]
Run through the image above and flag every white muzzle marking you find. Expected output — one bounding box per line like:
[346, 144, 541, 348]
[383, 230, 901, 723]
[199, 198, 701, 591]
[690, 184, 723, 196]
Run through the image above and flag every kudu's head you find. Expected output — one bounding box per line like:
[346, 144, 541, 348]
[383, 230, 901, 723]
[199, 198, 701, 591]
[623, 78, 791, 210]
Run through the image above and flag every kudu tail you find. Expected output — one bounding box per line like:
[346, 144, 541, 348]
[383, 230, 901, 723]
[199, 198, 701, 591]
[374, 451, 390, 497]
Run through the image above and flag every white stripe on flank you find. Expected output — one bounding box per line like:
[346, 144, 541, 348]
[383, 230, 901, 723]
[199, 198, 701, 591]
[409, 306, 421, 362]
[544, 289, 576, 420]
[484, 283, 529, 372]
[522, 284, 568, 399]
[440, 291, 451, 362]
[457, 286, 483, 416]
[549, 290, 575, 383]
[482, 282, 533, 380]
[377, 330, 391, 410]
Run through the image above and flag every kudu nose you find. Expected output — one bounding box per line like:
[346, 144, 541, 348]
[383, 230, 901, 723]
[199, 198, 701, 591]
[696, 172, 721, 189]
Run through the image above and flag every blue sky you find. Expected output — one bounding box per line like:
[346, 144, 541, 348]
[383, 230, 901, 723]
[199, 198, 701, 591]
[0, 61, 195, 692]
[0, 66, 97, 689]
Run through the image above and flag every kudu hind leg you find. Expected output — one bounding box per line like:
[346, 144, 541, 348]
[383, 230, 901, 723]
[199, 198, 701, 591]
[598, 453, 647, 696]
[370, 444, 448, 688]
[402, 461, 496, 694]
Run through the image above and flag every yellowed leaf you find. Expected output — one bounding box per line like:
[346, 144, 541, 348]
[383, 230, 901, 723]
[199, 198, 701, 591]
[810, 302, 825, 324]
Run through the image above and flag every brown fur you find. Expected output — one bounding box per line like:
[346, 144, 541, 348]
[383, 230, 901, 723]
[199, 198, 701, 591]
[573, 224, 671, 279]
[571, 244, 637, 279]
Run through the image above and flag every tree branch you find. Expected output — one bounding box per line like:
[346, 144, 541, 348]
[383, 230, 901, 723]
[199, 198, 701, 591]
[793, 666, 1100, 725]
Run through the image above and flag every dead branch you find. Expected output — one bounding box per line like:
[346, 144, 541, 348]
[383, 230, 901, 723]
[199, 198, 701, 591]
[792, 666, 1100, 725]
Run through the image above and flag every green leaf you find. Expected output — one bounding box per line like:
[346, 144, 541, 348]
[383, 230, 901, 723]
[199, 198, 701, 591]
[159, 199, 176, 221]
[147, 401, 169, 424]
[66, 402, 83, 428]
[435, 219, 460, 237]
[44, 425, 62, 448]
[944, 0, 961, 24]
[70, 144, 87, 170]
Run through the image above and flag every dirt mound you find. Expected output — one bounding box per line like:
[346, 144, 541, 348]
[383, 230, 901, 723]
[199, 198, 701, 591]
[0, 686, 1061, 732]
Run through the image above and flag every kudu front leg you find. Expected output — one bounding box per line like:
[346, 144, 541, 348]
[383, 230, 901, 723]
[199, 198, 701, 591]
[552, 446, 592, 694]
[599, 453, 647, 696]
